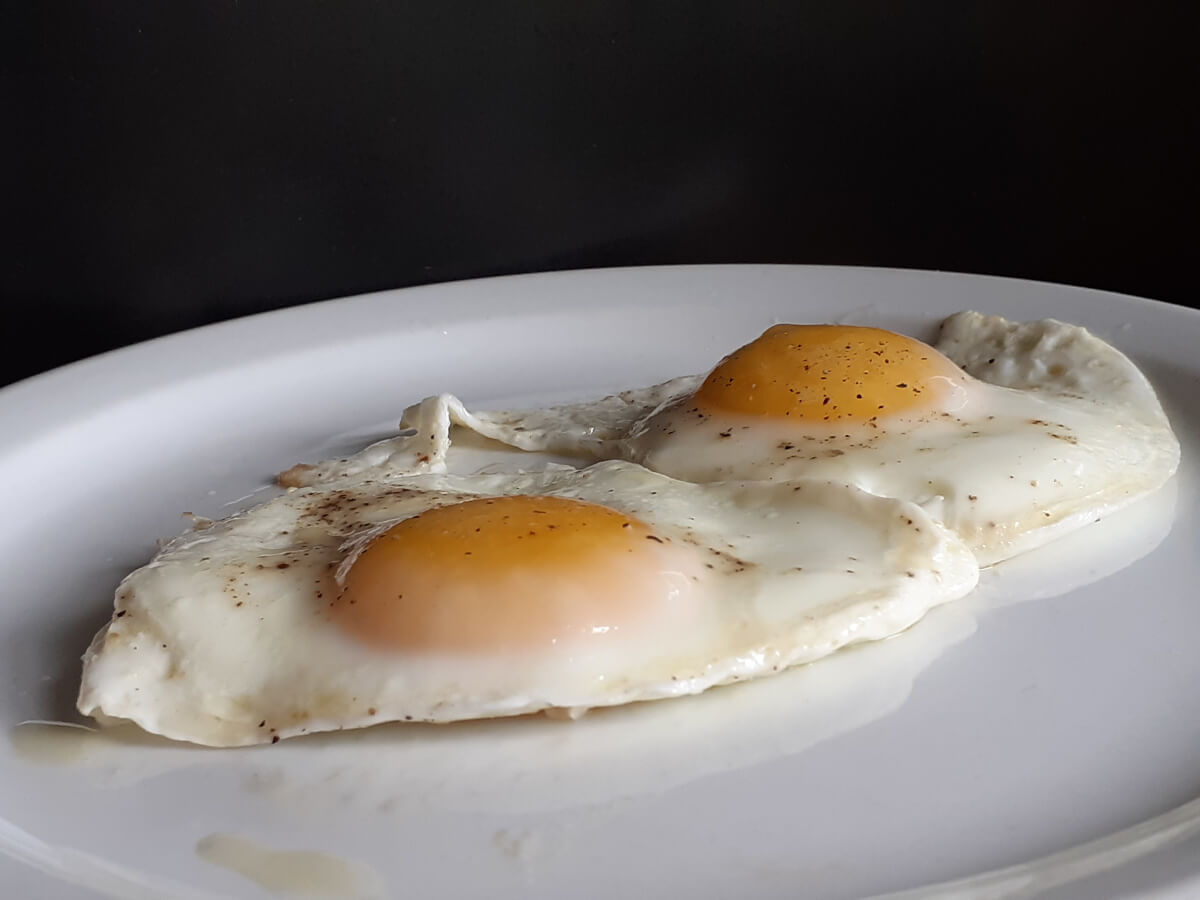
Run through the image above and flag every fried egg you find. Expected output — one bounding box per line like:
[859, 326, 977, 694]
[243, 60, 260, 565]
[288, 312, 1178, 565]
[77, 461, 976, 746]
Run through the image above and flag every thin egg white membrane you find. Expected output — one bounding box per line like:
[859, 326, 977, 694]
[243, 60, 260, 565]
[289, 312, 1180, 565]
[77, 461, 977, 747]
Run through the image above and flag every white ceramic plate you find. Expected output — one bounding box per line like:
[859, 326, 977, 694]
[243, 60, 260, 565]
[2, 265, 1198, 900]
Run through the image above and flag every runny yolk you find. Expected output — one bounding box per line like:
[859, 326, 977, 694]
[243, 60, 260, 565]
[331, 495, 697, 653]
[693, 324, 967, 422]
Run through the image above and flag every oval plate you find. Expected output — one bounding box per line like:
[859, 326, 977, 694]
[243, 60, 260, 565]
[2, 266, 1198, 899]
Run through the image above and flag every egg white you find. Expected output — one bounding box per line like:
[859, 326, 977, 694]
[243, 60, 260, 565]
[77, 461, 976, 747]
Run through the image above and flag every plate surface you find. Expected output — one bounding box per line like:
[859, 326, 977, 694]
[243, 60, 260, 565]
[2, 265, 1198, 900]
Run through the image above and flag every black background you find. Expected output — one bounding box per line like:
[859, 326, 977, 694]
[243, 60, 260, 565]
[6, 2, 1196, 387]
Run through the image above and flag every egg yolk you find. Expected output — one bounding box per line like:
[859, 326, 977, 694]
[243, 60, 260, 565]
[694, 324, 967, 422]
[331, 495, 697, 653]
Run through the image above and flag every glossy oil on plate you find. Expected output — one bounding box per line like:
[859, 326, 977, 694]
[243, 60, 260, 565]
[1, 266, 1198, 900]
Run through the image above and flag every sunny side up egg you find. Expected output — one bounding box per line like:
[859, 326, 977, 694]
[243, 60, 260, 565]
[288, 312, 1180, 566]
[77, 462, 976, 746]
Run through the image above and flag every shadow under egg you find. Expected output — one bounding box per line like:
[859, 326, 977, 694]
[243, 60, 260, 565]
[13, 560, 139, 726]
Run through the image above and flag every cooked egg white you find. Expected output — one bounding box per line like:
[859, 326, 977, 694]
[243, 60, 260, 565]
[77, 461, 976, 746]
[289, 312, 1178, 565]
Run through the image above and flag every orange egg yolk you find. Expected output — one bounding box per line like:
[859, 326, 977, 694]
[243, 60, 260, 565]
[694, 324, 967, 422]
[331, 495, 696, 653]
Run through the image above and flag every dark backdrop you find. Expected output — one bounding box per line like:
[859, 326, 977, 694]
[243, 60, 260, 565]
[5, 2, 1195, 387]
